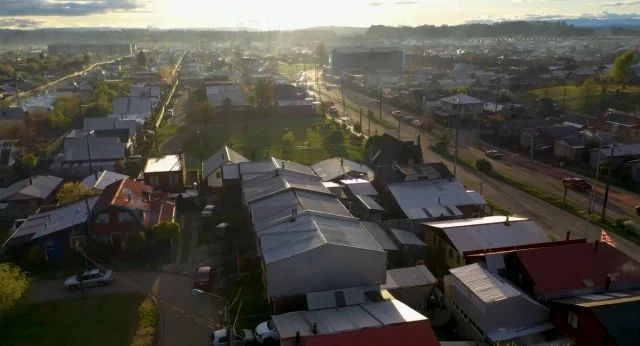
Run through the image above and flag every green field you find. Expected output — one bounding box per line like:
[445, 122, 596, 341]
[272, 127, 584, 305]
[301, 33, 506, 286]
[178, 114, 365, 169]
[518, 84, 640, 114]
[0, 294, 157, 346]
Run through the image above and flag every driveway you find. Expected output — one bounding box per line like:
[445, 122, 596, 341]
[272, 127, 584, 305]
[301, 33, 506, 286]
[26, 271, 222, 346]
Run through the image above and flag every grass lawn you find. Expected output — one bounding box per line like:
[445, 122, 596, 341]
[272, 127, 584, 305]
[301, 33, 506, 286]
[517, 84, 640, 114]
[179, 114, 365, 169]
[0, 294, 157, 346]
[277, 62, 308, 79]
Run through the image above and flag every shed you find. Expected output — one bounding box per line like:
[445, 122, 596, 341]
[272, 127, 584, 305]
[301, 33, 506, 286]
[380, 265, 437, 310]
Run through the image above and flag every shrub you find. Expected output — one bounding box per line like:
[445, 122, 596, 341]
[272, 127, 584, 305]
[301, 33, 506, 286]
[152, 222, 180, 241]
[476, 158, 493, 173]
[353, 122, 362, 134]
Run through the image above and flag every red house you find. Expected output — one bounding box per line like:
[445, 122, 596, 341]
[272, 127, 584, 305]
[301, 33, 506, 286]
[550, 293, 640, 346]
[143, 154, 186, 193]
[89, 178, 175, 248]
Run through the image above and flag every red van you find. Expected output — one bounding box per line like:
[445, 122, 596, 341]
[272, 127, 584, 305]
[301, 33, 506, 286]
[194, 266, 213, 291]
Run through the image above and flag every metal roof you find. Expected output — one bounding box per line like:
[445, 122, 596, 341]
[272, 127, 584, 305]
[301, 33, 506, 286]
[243, 171, 328, 203]
[588, 298, 640, 346]
[272, 157, 316, 176]
[144, 154, 182, 173]
[63, 136, 125, 162]
[312, 157, 374, 182]
[82, 170, 128, 191]
[355, 195, 384, 211]
[112, 96, 153, 116]
[83, 117, 137, 138]
[381, 265, 437, 290]
[389, 228, 426, 247]
[429, 216, 550, 253]
[361, 221, 398, 251]
[439, 93, 484, 105]
[238, 161, 278, 179]
[450, 264, 521, 304]
[5, 196, 98, 246]
[341, 179, 378, 196]
[307, 287, 366, 310]
[387, 180, 482, 220]
[202, 146, 249, 178]
[272, 298, 425, 339]
[0, 175, 63, 202]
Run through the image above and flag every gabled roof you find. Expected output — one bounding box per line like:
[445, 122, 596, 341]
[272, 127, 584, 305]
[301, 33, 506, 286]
[202, 146, 249, 178]
[341, 179, 378, 196]
[538, 125, 580, 139]
[112, 96, 153, 115]
[439, 93, 484, 105]
[361, 221, 398, 251]
[381, 265, 437, 290]
[450, 263, 523, 304]
[243, 171, 328, 203]
[93, 178, 152, 211]
[516, 242, 640, 296]
[4, 196, 98, 247]
[144, 154, 183, 173]
[367, 133, 423, 167]
[0, 107, 26, 120]
[82, 170, 129, 191]
[272, 157, 316, 176]
[311, 157, 374, 182]
[426, 216, 550, 253]
[206, 85, 247, 106]
[0, 175, 63, 202]
[590, 299, 640, 346]
[130, 85, 161, 98]
[389, 228, 426, 247]
[63, 136, 125, 162]
[83, 117, 137, 138]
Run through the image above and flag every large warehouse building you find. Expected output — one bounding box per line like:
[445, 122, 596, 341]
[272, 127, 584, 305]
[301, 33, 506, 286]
[329, 47, 403, 74]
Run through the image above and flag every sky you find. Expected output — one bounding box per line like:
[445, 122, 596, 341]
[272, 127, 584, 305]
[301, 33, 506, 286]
[0, 0, 639, 30]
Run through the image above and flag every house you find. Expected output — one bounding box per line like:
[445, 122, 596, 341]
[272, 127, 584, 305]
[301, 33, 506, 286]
[89, 178, 175, 248]
[273, 298, 440, 346]
[508, 241, 640, 302]
[444, 263, 565, 345]
[82, 170, 129, 192]
[274, 84, 313, 115]
[554, 135, 586, 161]
[366, 133, 423, 167]
[83, 118, 138, 141]
[206, 85, 247, 109]
[143, 154, 186, 193]
[601, 110, 640, 142]
[424, 216, 551, 276]
[380, 265, 437, 310]
[129, 84, 161, 100]
[67, 128, 134, 153]
[201, 146, 249, 189]
[550, 291, 640, 346]
[0, 106, 26, 123]
[0, 175, 63, 218]
[520, 125, 580, 150]
[111, 96, 154, 120]
[376, 163, 486, 226]
[57, 134, 125, 176]
[311, 157, 374, 182]
[2, 196, 98, 262]
[438, 93, 484, 118]
[498, 119, 553, 144]
[590, 143, 640, 168]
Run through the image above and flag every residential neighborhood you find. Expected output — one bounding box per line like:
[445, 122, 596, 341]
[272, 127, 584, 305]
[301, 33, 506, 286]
[2, 14, 640, 346]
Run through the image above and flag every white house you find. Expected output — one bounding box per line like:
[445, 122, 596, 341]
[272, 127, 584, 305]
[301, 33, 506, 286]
[201, 146, 249, 188]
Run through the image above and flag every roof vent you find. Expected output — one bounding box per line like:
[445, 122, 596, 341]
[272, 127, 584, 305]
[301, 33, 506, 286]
[311, 322, 318, 335]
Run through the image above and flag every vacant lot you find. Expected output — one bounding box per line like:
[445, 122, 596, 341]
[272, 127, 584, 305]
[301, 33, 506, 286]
[177, 114, 365, 169]
[518, 84, 640, 114]
[0, 294, 157, 346]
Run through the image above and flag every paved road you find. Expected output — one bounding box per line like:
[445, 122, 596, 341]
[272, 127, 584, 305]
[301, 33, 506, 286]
[306, 76, 640, 263]
[26, 271, 222, 346]
[159, 91, 190, 154]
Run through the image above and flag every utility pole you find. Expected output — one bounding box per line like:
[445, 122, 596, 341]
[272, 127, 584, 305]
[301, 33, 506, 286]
[453, 111, 459, 177]
[584, 137, 605, 240]
[378, 87, 383, 120]
[601, 145, 616, 219]
[359, 109, 363, 132]
[397, 117, 401, 139]
[368, 110, 371, 136]
[341, 79, 346, 116]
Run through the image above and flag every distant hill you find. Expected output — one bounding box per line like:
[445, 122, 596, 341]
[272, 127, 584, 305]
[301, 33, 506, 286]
[305, 26, 368, 36]
[564, 18, 640, 28]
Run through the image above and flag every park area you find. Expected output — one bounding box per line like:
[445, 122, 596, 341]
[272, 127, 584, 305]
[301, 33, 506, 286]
[0, 294, 157, 346]
[163, 112, 365, 169]
[518, 83, 640, 115]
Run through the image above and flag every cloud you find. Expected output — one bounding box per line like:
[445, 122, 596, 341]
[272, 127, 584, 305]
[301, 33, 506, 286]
[0, 17, 43, 28]
[465, 11, 640, 23]
[601, 0, 640, 6]
[368, 0, 419, 6]
[0, 0, 147, 16]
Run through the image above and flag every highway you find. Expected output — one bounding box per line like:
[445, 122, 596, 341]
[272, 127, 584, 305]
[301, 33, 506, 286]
[302, 70, 640, 262]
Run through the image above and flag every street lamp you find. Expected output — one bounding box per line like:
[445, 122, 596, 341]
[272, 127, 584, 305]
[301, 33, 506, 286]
[192, 288, 240, 346]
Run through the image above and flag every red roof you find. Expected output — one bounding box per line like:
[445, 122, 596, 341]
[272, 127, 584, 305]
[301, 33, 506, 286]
[517, 242, 640, 295]
[299, 321, 440, 346]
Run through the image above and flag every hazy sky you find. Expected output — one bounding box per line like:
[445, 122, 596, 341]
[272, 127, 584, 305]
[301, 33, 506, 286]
[0, 0, 639, 29]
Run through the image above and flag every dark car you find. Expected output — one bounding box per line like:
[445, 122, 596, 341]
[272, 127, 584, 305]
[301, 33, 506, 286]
[562, 177, 592, 192]
[194, 266, 214, 291]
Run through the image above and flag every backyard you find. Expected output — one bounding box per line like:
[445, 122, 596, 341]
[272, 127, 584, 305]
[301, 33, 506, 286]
[517, 84, 640, 114]
[0, 294, 157, 346]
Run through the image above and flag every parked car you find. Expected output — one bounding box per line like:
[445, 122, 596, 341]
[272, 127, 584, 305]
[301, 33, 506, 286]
[201, 204, 216, 218]
[64, 268, 114, 290]
[210, 328, 256, 346]
[485, 150, 504, 159]
[255, 320, 280, 344]
[194, 266, 214, 291]
[562, 177, 592, 192]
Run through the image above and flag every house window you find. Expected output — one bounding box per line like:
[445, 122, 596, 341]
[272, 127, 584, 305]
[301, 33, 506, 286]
[148, 174, 160, 187]
[95, 213, 110, 224]
[118, 211, 135, 222]
[567, 311, 579, 329]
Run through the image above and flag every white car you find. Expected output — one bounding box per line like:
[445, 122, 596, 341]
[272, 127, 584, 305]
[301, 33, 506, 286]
[255, 320, 280, 344]
[64, 268, 114, 290]
[201, 204, 215, 218]
[210, 328, 256, 346]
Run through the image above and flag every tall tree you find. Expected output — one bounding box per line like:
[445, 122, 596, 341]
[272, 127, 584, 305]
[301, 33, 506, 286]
[610, 50, 637, 85]
[248, 78, 274, 109]
[188, 102, 215, 131]
[0, 263, 30, 316]
[55, 182, 95, 205]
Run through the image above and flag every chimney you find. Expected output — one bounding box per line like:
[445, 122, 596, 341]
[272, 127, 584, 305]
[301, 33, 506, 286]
[566, 230, 571, 241]
[605, 274, 612, 290]
[504, 216, 511, 226]
[311, 322, 318, 335]
[594, 240, 599, 252]
[290, 208, 296, 222]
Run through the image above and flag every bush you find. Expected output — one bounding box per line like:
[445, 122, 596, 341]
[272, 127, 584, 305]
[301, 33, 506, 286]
[152, 222, 180, 242]
[476, 158, 493, 173]
[353, 122, 362, 134]
[0, 263, 30, 315]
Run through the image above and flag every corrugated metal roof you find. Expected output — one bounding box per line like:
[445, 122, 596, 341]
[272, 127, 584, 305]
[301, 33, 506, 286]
[312, 157, 374, 182]
[63, 136, 125, 162]
[355, 195, 384, 211]
[449, 263, 521, 304]
[387, 180, 483, 220]
[427, 216, 550, 253]
[82, 170, 128, 191]
[389, 228, 426, 247]
[243, 171, 328, 203]
[272, 157, 316, 176]
[341, 179, 378, 196]
[361, 221, 398, 251]
[306, 287, 366, 310]
[589, 299, 640, 345]
[381, 265, 437, 290]
[0, 175, 63, 202]
[260, 228, 325, 264]
[238, 161, 278, 178]
[202, 146, 249, 178]
[359, 298, 427, 325]
[440, 93, 483, 105]
[144, 154, 182, 173]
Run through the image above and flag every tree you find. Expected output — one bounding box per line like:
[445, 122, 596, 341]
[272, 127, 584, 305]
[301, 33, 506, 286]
[318, 101, 330, 116]
[137, 51, 147, 67]
[188, 102, 215, 131]
[314, 42, 328, 65]
[152, 221, 180, 242]
[83, 54, 90, 67]
[159, 65, 173, 85]
[55, 182, 95, 205]
[476, 158, 493, 173]
[610, 50, 636, 85]
[449, 86, 469, 94]
[17, 153, 38, 176]
[436, 131, 450, 149]
[123, 232, 147, 254]
[538, 96, 555, 115]
[582, 76, 598, 93]
[0, 63, 15, 77]
[248, 77, 275, 109]
[0, 263, 30, 315]
[53, 95, 80, 120]
[282, 130, 296, 146]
